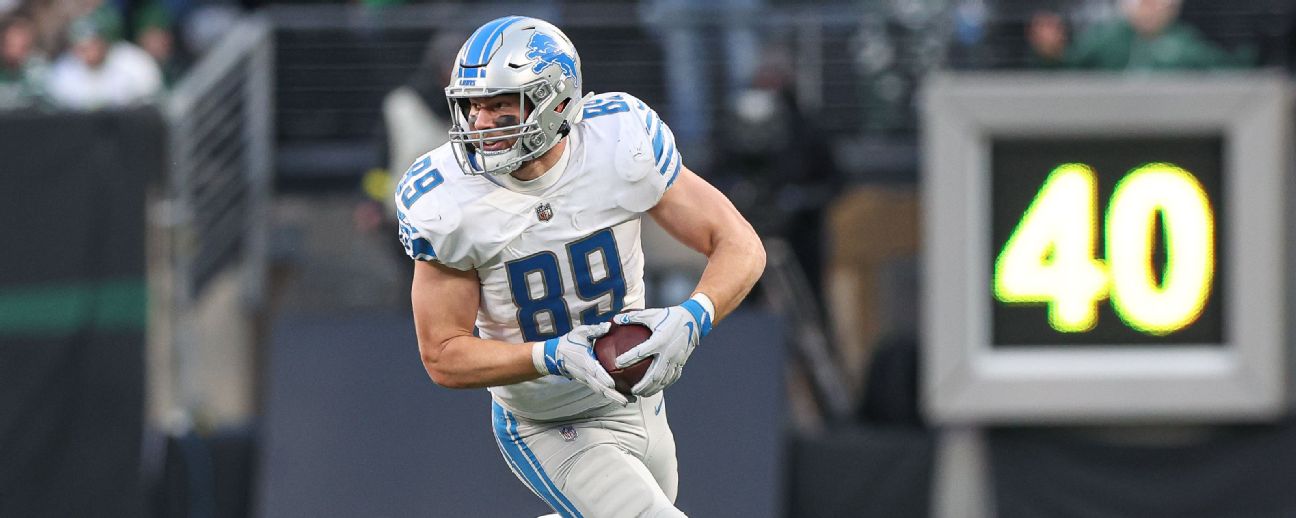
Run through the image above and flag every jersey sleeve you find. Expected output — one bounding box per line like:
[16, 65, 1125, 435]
[393, 153, 475, 271]
[597, 93, 682, 213]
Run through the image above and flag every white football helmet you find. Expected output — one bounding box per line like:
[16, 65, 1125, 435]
[445, 16, 586, 176]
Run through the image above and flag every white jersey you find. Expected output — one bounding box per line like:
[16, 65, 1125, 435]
[397, 92, 683, 420]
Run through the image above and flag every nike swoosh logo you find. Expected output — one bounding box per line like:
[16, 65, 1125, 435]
[545, 355, 565, 375]
[684, 321, 695, 345]
[654, 399, 664, 415]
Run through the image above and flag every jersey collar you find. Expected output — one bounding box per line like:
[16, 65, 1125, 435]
[491, 129, 576, 194]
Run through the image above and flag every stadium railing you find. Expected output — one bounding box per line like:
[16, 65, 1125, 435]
[154, 15, 274, 428]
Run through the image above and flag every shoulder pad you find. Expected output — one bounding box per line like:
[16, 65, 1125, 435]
[395, 152, 463, 234]
[581, 92, 682, 212]
[394, 150, 475, 268]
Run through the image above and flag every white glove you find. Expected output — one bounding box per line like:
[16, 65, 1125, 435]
[613, 294, 715, 397]
[532, 322, 630, 405]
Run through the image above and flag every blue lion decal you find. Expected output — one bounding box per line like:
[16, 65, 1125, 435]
[525, 32, 578, 86]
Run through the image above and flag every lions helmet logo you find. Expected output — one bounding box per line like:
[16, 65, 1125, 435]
[525, 33, 578, 87]
[536, 203, 554, 222]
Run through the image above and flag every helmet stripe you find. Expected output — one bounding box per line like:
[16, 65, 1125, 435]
[463, 17, 510, 66]
[477, 16, 525, 64]
[463, 23, 496, 66]
[465, 15, 524, 67]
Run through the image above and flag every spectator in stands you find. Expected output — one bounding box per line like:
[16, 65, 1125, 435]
[1028, 0, 1255, 70]
[0, 14, 48, 108]
[45, 11, 162, 109]
[379, 32, 461, 189]
[643, 0, 762, 166]
[715, 44, 842, 302]
[355, 32, 461, 291]
[133, 1, 181, 87]
[358, 32, 459, 223]
[181, 2, 241, 57]
[22, 0, 102, 57]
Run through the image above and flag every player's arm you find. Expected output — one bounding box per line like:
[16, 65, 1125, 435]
[411, 260, 540, 389]
[613, 167, 765, 397]
[648, 166, 765, 322]
[411, 260, 627, 403]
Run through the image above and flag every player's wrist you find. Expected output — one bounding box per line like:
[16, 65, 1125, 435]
[531, 338, 563, 376]
[682, 292, 715, 338]
[688, 292, 715, 320]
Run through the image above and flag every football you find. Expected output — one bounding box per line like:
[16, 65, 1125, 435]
[594, 322, 653, 395]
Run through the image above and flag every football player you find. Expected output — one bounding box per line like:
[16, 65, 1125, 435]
[399, 15, 764, 517]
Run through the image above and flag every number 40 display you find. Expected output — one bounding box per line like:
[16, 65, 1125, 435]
[993, 162, 1215, 336]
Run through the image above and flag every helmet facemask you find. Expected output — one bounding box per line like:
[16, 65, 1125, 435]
[446, 80, 570, 176]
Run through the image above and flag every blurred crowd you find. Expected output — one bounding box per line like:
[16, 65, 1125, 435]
[1026, 0, 1256, 70]
[0, 0, 243, 111]
[349, 0, 1271, 315]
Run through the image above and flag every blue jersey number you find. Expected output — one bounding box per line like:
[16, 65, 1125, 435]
[506, 251, 571, 342]
[582, 96, 630, 119]
[399, 156, 444, 209]
[568, 230, 628, 325]
[505, 228, 627, 342]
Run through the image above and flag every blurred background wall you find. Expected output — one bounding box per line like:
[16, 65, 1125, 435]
[1, 0, 1295, 516]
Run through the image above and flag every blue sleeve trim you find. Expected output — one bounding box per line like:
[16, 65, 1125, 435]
[397, 207, 439, 262]
[657, 139, 675, 176]
[410, 238, 437, 261]
[650, 118, 664, 163]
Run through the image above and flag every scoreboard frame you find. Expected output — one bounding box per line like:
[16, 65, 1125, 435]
[920, 73, 1291, 424]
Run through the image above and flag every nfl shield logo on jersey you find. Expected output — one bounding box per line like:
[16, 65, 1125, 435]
[536, 203, 554, 222]
[559, 425, 578, 441]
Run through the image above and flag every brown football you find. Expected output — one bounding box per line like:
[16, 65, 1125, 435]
[594, 322, 653, 395]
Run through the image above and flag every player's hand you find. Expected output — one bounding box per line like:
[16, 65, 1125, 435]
[613, 296, 714, 397]
[532, 323, 630, 406]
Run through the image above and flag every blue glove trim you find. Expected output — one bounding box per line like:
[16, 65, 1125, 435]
[679, 299, 713, 337]
[542, 337, 563, 376]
